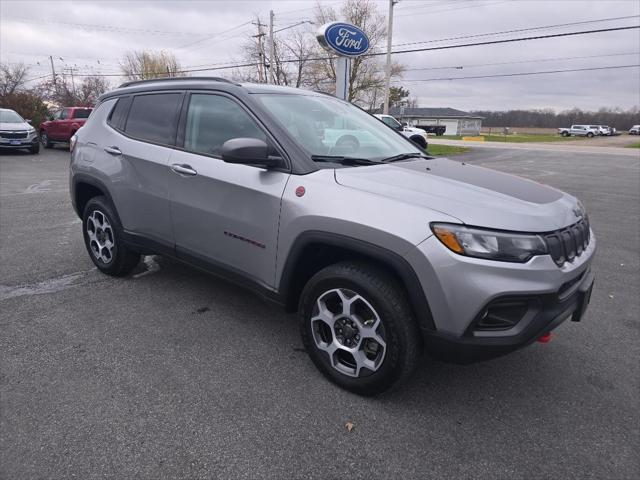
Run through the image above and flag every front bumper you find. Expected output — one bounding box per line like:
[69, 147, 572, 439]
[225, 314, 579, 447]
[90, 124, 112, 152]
[0, 133, 38, 148]
[405, 230, 596, 363]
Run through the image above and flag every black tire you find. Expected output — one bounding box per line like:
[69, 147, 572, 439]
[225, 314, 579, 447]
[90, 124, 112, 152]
[561, 131, 570, 137]
[82, 196, 140, 276]
[40, 131, 52, 148]
[586, 132, 594, 138]
[299, 261, 421, 396]
[30, 142, 40, 154]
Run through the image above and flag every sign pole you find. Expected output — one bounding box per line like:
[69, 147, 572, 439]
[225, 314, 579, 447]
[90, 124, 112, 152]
[335, 57, 350, 101]
[316, 22, 369, 103]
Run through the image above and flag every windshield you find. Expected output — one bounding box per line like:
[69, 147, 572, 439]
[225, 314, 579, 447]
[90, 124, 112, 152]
[256, 94, 422, 161]
[0, 110, 25, 124]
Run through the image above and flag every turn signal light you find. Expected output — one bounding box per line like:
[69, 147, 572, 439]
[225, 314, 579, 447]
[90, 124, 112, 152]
[432, 226, 465, 254]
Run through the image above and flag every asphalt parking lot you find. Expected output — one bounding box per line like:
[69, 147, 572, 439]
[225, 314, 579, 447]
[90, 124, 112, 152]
[1, 145, 638, 479]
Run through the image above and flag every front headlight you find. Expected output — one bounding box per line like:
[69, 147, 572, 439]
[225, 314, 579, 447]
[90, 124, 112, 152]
[431, 223, 548, 263]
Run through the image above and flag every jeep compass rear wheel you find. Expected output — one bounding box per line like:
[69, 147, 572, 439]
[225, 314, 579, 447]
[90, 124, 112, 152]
[299, 262, 421, 396]
[82, 196, 140, 276]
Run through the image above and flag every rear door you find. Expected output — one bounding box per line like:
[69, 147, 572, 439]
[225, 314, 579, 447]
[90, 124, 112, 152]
[104, 92, 183, 247]
[168, 92, 290, 288]
[47, 109, 64, 140]
[56, 108, 73, 140]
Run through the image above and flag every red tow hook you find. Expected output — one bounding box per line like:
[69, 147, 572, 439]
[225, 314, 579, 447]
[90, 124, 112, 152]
[537, 332, 553, 343]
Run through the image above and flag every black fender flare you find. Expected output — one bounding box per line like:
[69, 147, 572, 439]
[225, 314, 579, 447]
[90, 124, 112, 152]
[278, 231, 436, 332]
[71, 174, 120, 224]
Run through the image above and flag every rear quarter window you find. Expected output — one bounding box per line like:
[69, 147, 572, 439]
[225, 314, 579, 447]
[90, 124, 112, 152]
[124, 93, 183, 145]
[107, 96, 132, 131]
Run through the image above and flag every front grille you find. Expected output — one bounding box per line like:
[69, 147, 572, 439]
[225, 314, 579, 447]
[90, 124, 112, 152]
[544, 217, 591, 266]
[0, 131, 28, 139]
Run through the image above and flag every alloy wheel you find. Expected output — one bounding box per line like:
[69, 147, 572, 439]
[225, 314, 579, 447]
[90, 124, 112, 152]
[86, 210, 115, 264]
[310, 288, 386, 378]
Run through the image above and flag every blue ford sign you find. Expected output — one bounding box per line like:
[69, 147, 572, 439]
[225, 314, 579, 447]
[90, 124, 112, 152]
[316, 22, 370, 57]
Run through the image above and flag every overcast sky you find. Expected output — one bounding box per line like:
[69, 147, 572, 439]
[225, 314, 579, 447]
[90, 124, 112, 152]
[1, 0, 639, 111]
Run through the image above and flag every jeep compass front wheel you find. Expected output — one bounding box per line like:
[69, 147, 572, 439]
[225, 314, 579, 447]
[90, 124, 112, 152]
[299, 262, 421, 396]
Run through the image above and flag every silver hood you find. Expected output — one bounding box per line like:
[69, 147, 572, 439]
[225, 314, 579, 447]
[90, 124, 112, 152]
[0, 122, 32, 132]
[335, 158, 582, 232]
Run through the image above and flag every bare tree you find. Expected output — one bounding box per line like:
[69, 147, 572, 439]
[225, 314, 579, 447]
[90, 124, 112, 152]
[76, 75, 111, 105]
[34, 73, 110, 106]
[0, 62, 29, 97]
[235, 0, 404, 107]
[120, 50, 185, 81]
[308, 0, 404, 107]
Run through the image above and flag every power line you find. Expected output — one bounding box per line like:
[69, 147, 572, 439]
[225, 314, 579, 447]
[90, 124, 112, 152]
[395, 0, 512, 18]
[399, 64, 640, 82]
[393, 15, 640, 47]
[377, 25, 640, 57]
[175, 21, 253, 50]
[21, 24, 640, 80]
[2, 16, 214, 36]
[403, 51, 640, 72]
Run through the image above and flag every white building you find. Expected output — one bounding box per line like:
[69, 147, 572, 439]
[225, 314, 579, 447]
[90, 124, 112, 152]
[389, 107, 483, 136]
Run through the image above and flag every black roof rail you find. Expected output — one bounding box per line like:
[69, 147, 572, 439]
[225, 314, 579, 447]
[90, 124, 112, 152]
[118, 76, 240, 88]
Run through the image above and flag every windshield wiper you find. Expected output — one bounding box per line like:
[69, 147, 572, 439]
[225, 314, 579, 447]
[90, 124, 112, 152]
[311, 155, 383, 166]
[381, 152, 430, 163]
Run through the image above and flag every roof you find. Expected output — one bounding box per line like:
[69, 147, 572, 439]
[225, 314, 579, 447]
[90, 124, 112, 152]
[388, 107, 483, 119]
[101, 77, 327, 101]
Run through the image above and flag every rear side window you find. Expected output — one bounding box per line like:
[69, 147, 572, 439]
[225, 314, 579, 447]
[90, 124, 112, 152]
[124, 93, 183, 145]
[107, 97, 132, 130]
[184, 94, 266, 157]
[73, 109, 92, 119]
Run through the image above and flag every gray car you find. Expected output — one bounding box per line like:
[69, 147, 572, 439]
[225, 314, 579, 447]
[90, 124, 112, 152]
[70, 77, 595, 395]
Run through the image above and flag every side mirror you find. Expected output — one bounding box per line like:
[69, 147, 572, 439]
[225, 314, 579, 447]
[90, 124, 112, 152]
[221, 138, 284, 169]
[26, 119, 32, 124]
[402, 122, 408, 127]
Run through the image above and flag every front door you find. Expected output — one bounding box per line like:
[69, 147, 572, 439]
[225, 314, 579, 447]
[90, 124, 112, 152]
[168, 93, 290, 289]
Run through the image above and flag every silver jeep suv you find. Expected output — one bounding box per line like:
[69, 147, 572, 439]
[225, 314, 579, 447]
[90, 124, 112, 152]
[70, 77, 595, 395]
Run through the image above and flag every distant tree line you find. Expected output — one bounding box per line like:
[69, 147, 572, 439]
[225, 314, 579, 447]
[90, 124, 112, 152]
[471, 107, 640, 130]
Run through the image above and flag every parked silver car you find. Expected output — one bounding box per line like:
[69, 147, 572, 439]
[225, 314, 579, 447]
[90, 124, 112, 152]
[0, 108, 40, 154]
[70, 78, 596, 395]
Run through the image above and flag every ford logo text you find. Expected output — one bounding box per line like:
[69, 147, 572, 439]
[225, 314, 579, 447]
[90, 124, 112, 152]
[316, 22, 370, 57]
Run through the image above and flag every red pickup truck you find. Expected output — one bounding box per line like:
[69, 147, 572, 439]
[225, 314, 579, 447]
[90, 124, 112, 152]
[39, 107, 93, 147]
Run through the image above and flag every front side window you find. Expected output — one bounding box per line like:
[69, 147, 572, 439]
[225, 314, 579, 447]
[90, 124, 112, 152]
[59, 109, 70, 120]
[256, 94, 422, 161]
[124, 93, 182, 145]
[184, 94, 266, 157]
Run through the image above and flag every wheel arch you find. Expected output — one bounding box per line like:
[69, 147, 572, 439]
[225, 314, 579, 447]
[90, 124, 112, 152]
[278, 231, 436, 331]
[72, 174, 120, 224]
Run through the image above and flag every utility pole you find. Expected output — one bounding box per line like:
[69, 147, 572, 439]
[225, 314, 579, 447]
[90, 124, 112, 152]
[69, 67, 76, 100]
[383, 0, 398, 114]
[269, 10, 275, 84]
[252, 19, 268, 83]
[49, 55, 57, 87]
